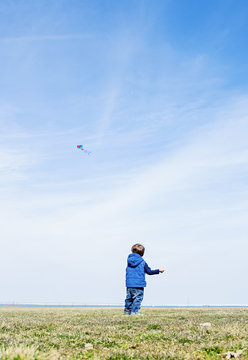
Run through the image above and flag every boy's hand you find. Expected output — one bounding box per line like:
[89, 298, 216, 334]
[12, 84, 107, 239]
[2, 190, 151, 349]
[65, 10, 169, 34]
[159, 269, 165, 273]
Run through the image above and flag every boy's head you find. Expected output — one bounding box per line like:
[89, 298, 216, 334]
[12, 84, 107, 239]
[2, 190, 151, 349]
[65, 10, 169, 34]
[131, 243, 145, 257]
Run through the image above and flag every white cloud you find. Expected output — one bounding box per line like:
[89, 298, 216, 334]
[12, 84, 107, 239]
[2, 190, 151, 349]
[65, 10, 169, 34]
[0, 34, 92, 42]
[0, 96, 247, 304]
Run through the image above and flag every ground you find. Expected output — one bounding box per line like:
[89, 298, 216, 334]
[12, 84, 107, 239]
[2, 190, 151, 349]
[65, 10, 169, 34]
[0, 308, 247, 359]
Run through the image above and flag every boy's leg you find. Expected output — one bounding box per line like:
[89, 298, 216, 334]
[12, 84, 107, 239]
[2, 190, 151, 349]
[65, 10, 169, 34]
[124, 287, 133, 314]
[131, 288, 144, 314]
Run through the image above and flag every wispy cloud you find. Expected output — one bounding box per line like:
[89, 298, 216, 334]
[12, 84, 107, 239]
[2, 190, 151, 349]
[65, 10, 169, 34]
[0, 34, 92, 42]
[1, 94, 247, 303]
[0, 0, 247, 305]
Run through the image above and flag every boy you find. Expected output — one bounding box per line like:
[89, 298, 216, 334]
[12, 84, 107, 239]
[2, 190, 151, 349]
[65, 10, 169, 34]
[124, 243, 164, 315]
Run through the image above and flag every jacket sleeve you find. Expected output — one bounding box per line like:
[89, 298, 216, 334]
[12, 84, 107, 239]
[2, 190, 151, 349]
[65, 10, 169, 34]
[144, 262, 160, 275]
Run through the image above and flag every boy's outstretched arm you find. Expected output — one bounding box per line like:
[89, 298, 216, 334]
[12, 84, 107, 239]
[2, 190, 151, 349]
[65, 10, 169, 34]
[144, 262, 164, 275]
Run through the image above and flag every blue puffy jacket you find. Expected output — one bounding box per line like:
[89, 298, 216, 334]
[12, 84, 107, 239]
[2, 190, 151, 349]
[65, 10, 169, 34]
[126, 253, 159, 287]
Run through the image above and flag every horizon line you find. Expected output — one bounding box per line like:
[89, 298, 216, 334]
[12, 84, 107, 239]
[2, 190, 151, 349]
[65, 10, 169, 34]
[1, 303, 248, 308]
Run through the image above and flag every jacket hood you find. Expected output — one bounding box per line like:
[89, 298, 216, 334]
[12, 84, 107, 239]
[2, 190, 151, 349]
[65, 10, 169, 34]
[127, 253, 143, 268]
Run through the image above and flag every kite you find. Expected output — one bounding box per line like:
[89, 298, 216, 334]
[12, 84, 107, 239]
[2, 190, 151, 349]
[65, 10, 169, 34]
[77, 145, 91, 155]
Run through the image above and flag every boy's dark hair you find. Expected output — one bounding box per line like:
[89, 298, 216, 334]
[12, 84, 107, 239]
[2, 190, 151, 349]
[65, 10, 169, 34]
[131, 243, 145, 257]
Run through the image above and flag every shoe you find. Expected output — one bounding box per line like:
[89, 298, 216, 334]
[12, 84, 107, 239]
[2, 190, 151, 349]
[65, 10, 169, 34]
[131, 312, 143, 316]
[124, 312, 131, 315]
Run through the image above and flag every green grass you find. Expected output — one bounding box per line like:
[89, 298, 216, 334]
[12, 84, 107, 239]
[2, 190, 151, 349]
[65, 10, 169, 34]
[0, 308, 248, 359]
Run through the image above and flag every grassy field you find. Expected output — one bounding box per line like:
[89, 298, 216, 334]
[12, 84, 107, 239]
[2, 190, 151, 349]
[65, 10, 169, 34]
[0, 307, 248, 359]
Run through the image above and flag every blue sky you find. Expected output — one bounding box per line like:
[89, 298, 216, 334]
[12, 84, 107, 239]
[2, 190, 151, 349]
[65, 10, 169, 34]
[0, 0, 248, 305]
